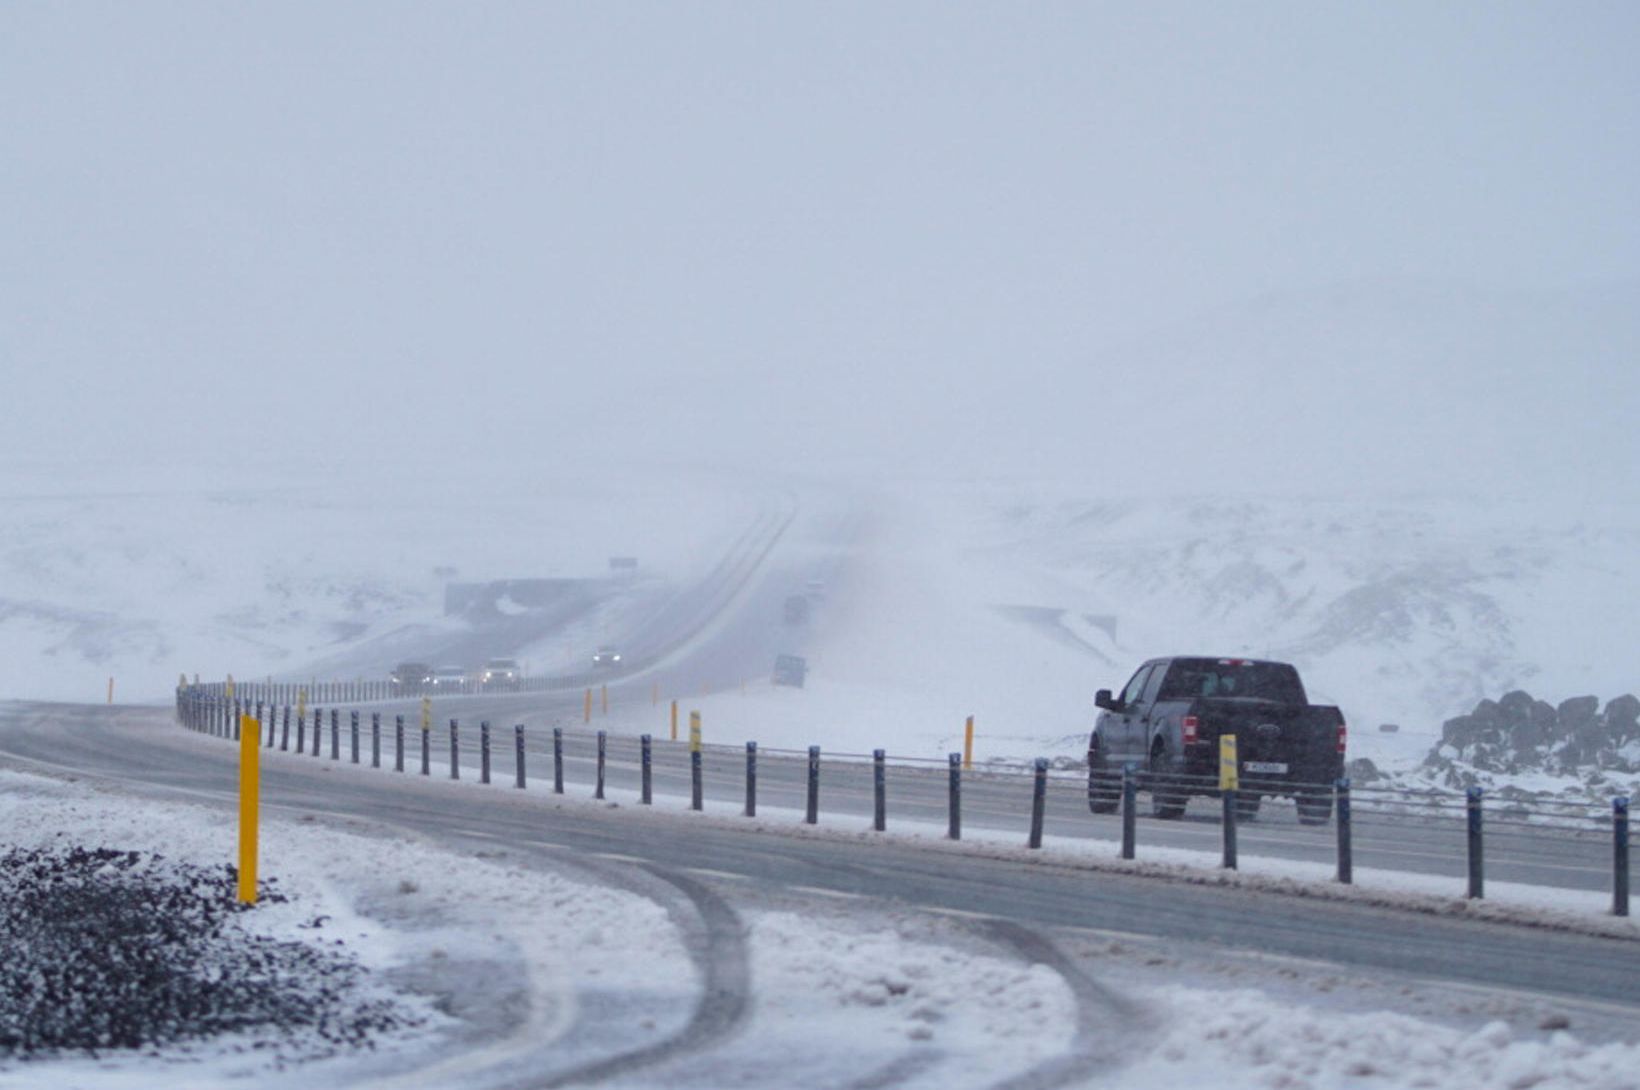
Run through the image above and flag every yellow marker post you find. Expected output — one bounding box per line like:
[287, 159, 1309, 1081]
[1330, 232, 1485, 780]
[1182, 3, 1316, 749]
[1219, 734, 1239, 792]
[584, 688, 592, 724]
[601, 684, 608, 716]
[420, 696, 431, 733]
[670, 699, 679, 742]
[963, 716, 975, 771]
[689, 710, 702, 753]
[238, 714, 260, 903]
[297, 688, 309, 723]
[226, 674, 236, 700]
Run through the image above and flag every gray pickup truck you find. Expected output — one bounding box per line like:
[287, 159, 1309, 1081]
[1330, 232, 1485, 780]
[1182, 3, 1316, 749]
[1087, 657, 1346, 823]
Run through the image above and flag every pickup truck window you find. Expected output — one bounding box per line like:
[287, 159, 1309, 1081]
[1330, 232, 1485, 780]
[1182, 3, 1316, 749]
[1157, 659, 1306, 703]
[1118, 665, 1153, 708]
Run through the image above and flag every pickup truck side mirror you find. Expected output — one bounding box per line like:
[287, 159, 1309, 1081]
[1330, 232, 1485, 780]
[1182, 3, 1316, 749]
[1094, 688, 1121, 713]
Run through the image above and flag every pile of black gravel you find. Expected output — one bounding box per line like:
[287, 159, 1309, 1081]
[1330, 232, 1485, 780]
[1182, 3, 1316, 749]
[1421, 690, 1640, 785]
[0, 845, 420, 1061]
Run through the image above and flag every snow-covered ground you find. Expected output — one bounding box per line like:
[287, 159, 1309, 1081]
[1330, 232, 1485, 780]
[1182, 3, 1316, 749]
[3, 763, 1637, 1089]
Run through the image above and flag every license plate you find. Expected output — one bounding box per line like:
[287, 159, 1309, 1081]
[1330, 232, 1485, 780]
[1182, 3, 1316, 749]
[1245, 761, 1288, 774]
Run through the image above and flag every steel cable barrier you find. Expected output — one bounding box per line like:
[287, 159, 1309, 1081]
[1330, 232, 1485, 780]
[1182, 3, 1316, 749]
[174, 686, 1632, 918]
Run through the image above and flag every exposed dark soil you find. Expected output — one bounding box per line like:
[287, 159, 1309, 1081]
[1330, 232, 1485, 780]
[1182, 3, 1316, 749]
[0, 845, 420, 1062]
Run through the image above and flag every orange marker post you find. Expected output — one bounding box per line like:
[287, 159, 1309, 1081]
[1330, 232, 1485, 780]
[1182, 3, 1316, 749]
[238, 714, 260, 903]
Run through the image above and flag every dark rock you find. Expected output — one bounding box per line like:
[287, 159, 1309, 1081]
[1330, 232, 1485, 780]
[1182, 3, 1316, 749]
[1345, 757, 1382, 784]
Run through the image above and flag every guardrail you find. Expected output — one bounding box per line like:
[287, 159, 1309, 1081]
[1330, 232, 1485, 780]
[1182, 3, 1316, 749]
[175, 688, 1633, 919]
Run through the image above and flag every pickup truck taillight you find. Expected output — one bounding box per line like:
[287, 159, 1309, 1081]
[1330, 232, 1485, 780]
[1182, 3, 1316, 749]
[1337, 722, 1348, 754]
[1182, 715, 1199, 745]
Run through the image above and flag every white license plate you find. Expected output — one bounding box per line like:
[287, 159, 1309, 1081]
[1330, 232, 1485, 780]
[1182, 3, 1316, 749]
[1244, 761, 1289, 774]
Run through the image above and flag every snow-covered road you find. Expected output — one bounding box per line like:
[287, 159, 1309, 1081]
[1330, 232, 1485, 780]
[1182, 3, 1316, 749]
[3, 703, 1639, 1088]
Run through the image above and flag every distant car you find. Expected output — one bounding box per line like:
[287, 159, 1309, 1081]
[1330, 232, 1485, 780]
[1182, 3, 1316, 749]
[592, 646, 623, 669]
[783, 595, 810, 624]
[480, 658, 521, 689]
[773, 654, 807, 688]
[430, 665, 467, 690]
[390, 662, 432, 691]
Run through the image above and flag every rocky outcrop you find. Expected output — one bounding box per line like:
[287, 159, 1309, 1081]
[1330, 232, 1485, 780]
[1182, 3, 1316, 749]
[1423, 690, 1640, 784]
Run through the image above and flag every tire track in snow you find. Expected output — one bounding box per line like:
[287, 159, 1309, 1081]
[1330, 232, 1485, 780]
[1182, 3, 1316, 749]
[979, 919, 1148, 1090]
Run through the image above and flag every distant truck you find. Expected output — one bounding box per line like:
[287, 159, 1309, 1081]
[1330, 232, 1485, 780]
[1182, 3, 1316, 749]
[1087, 657, 1345, 823]
[772, 654, 807, 688]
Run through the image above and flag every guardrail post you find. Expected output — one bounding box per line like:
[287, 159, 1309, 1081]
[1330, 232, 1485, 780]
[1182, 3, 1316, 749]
[1028, 757, 1048, 849]
[1121, 762, 1138, 860]
[350, 710, 360, 764]
[1615, 796, 1630, 917]
[296, 712, 306, 754]
[640, 734, 653, 804]
[370, 712, 380, 768]
[280, 706, 290, 751]
[311, 708, 322, 756]
[689, 746, 703, 811]
[1221, 788, 1238, 869]
[233, 700, 242, 741]
[395, 715, 405, 772]
[420, 719, 431, 776]
[514, 724, 526, 788]
[806, 745, 820, 824]
[1336, 778, 1353, 884]
[873, 749, 886, 832]
[449, 719, 460, 780]
[947, 752, 962, 840]
[1467, 786, 1484, 899]
[330, 710, 340, 759]
[481, 721, 492, 784]
[744, 741, 756, 816]
[553, 727, 564, 794]
[595, 730, 606, 799]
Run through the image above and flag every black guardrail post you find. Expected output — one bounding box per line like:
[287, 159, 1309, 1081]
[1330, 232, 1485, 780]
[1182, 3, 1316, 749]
[1467, 786, 1484, 899]
[873, 749, 886, 832]
[420, 720, 430, 775]
[1336, 778, 1353, 884]
[330, 710, 340, 760]
[553, 727, 564, 794]
[296, 712, 306, 755]
[1222, 787, 1238, 869]
[744, 741, 756, 817]
[449, 719, 460, 780]
[311, 709, 322, 755]
[691, 748, 703, 811]
[481, 721, 492, 785]
[395, 715, 405, 772]
[233, 700, 242, 741]
[1121, 762, 1137, 860]
[640, 734, 653, 804]
[1028, 757, 1049, 849]
[595, 730, 606, 799]
[280, 706, 290, 751]
[350, 710, 360, 764]
[806, 745, 820, 824]
[514, 725, 526, 789]
[1615, 796, 1630, 918]
[371, 712, 381, 768]
[947, 752, 962, 840]
[254, 700, 263, 737]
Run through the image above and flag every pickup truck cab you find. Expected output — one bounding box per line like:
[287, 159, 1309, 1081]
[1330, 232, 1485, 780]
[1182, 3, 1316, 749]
[1088, 657, 1345, 823]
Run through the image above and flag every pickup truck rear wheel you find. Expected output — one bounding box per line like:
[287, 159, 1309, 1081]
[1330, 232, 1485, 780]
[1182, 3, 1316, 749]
[1087, 766, 1120, 814]
[1149, 749, 1187, 820]
[1296, 789, 1333, 825]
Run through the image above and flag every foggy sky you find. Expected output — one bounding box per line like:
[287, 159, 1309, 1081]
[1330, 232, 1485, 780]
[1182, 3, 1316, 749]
[4, 3, 1637, 495]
